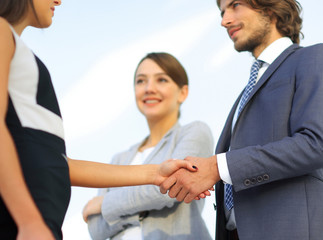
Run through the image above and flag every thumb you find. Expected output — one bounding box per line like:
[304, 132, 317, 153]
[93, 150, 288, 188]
[174, 159, 198, 172]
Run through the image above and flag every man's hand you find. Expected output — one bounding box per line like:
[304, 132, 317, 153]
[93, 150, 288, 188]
[160, 155, 220, 203]
[154, 159, 198, 186]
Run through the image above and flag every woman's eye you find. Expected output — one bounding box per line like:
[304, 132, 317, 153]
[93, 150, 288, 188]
[136, 79, 144, 84]
[158, 78, 168, 83]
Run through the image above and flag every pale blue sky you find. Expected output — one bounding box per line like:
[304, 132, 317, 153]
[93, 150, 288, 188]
[21, 1, 322, 239]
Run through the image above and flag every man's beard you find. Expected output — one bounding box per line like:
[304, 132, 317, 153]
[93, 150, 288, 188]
[234, 16, 271, 53]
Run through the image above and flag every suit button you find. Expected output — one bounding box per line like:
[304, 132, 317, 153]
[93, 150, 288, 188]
[263, 174, 270, 181]
[244, 179, 251, 186]
[251, 178, 257, 184]
[257, 176, 263, 182]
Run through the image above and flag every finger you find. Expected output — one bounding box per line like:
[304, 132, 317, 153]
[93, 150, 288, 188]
[198, 193, 206, 198]
[176, 188, 189, 202]
[195, 196, 200, 200]
[174, 160, 198, 172]
[160, 175, 177, 194]
[184, 192, 197, 204]
[82, 209, 88, 223]
[204, 191, 211, 196]
[168, 183, 183, 198]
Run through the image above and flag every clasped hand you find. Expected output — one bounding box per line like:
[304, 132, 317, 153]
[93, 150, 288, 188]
[160, 155, 220, 203]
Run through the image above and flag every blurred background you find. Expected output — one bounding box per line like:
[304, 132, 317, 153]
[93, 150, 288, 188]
[21, 0, 322, 239]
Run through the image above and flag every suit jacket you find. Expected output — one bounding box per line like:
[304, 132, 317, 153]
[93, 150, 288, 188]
[215, 43, 323, 240]
[88, 121, 213, 240]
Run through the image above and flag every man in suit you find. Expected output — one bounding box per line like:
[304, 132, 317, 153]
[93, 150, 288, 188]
[160, 0, 323, 240]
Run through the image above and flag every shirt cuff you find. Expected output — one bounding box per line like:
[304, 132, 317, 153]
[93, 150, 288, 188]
[217, 153, 232, 185]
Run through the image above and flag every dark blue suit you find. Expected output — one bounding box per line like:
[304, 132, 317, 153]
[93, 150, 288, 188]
[215, 43, 323, 240]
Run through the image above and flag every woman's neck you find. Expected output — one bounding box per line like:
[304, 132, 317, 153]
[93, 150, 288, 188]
[13, 21, 28, 36]
[139, 116, 178, 152]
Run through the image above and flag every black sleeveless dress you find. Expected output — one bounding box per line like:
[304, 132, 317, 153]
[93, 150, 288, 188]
[0, 27, 71, 240]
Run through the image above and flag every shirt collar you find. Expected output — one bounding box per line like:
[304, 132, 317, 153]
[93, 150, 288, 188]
[258, 37, 293, 64]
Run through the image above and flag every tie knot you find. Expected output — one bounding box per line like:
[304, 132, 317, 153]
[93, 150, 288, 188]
[250, 60, 264, 73]
[248, 60, 264, 84]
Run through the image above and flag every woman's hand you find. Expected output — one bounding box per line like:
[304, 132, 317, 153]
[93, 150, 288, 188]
[154, 159, 198, 186]
[82, 196, 104, 223]
[194, 187, 215, 200]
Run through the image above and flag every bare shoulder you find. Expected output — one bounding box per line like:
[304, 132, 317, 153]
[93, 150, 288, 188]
[0, 17, 14, 50]
[0, 17, 15, 115]
[0, 17, 11, 32]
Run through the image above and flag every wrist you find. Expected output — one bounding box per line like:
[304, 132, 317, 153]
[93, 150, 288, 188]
[150, 164, 160, 185]
[142, 164, 158, 185]
[210, 155, 220, 184]
[16, 211, 44, 229]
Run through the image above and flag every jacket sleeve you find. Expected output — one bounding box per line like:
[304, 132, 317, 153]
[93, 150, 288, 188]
[228, 44, 323, 192]
[86, 153, 141, 240]
[87, 213, 140, 240]
[100, 121, 214, 224]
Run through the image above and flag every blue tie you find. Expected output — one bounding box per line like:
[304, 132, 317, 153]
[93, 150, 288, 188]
[225, 60, 264, 211]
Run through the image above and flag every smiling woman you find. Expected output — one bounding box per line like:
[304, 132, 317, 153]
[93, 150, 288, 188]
[134, 53, 188, 126]
[83, 53, 214, 240]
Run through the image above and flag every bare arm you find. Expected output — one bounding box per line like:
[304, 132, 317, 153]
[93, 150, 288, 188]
[68, 158, 197, 188]
[0, 19, 54, 240]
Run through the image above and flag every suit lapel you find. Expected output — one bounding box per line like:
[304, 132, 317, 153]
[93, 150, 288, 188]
[216, 94, 242, 153]
[234, 44, 300, 124]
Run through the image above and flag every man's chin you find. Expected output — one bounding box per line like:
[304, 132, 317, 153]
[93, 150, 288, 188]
[234, 42, 255, 53]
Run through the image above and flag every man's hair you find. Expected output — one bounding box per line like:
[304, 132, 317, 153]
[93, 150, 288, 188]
[217, 0, 303, 44]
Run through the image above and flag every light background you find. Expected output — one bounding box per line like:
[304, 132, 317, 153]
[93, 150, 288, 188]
[21, 1, 322, 239]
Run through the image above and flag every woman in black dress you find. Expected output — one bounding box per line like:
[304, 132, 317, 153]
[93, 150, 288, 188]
[0, 1, 198, 239]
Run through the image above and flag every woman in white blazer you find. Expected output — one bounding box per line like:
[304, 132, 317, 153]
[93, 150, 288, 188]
[83, 52, 213, 240]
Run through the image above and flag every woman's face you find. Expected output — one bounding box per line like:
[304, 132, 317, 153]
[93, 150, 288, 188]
[30, 0, 61, 28]
[135, 59, 188, 122]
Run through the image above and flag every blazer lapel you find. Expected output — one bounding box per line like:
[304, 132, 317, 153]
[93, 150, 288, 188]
[235, 44, 300, 122]
[143, 122, 180, 164]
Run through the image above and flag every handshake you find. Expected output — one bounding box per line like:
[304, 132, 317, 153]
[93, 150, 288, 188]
[82, 155, 221, 223]
[158, 155, 220, 203]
